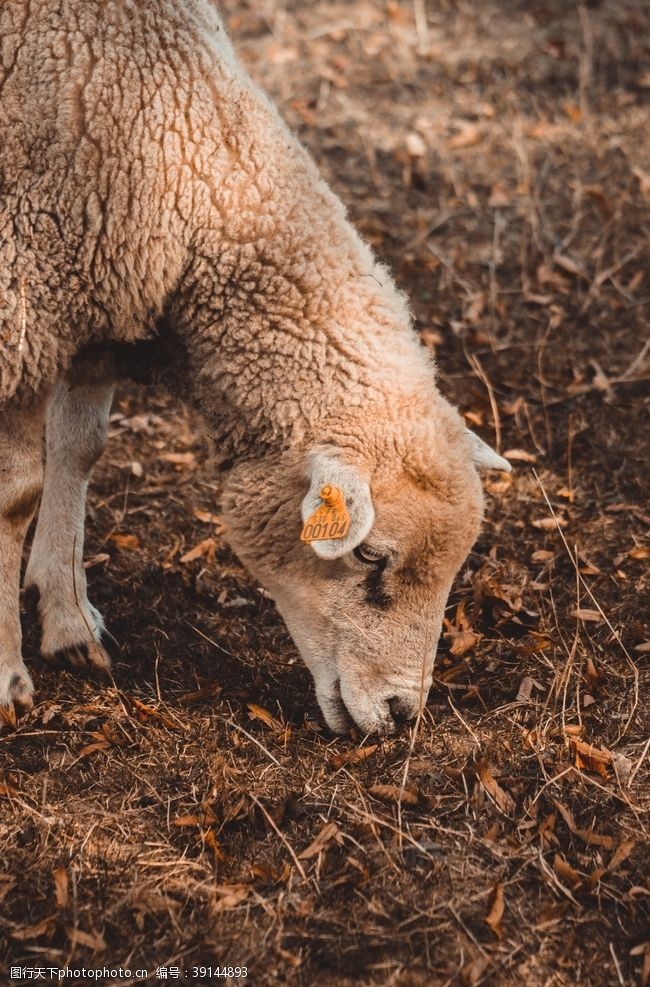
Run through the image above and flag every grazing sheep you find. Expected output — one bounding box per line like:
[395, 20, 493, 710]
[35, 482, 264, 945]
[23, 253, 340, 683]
[0, 0, 509, 735]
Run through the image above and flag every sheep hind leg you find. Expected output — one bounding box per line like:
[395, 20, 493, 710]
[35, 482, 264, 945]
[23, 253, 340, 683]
[0, 399, 45, 720]
[24, 378, 115, 672]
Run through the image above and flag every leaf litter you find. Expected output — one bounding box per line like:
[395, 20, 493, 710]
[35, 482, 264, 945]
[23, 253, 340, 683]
[2, 1, 648, 984]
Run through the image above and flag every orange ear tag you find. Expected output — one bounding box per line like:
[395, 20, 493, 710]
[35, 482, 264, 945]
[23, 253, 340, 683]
[300, 485, 350, 542]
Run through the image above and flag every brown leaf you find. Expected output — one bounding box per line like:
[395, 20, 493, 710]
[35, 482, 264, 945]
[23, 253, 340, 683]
[532, 550, 555, 562]
[172, 814, 200, 827]
[369, 783, 419, 806]
[174, 806, 217, 828]
[128, 696, 179, 730]
[109, 533, 140, 551]
[444, 601, 481, 656]
[570, 738, 611, 778]
[531, 516, 567, 530]
[477, 759, 516, 815]
[12, 914, 58, 940]
[533, 902, 569, 929]
[53, 867, 69, 909]
[179, 682, 222, 703]
[298, 821, 340, 860]
[247, 703, 284, 733]
[330, 744, 378, 769]
[180, 538, 217, 564]
[250, 860, 290, 884]
[203, 828, 226, 861]
[553, 800, 616, 849]
[210, 885, 248, 913]
[554, 853, 582, 889]
[65, 926, 107, 951]
[76, 740, 112, 760]
[572, 608, 603, 623]
[0, 779, 18, 797]
[193, 509, 224, 526]
[608, 837, 636, 873]
[159, 450, 196, 470]
[485, 882, 505, 938]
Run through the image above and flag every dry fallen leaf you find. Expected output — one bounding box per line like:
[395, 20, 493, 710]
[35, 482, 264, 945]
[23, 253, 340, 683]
[193, 508, 224, 526]
[128, 696, 180, 730]
[553, 800, 616, 849]
[608, 837, 636, 873]
[210, 885, 248, 914]
[369, 784, 419, 806]
[12, 914, 58, 940]
[159, 450, 197, 470]
[485, 882, 505, 938]
[554, 853, 582, 890]
[572, 608, 603, 623]
[179, 682, 222, 703]
[109, 533, 140, 551]
[298, 821, 340, 860]
[173, 806, 217, 828]
[532, 550, 555, 563]
[247, 703, 285, 733]
[330, 744, 378, 769]
[180, 538, 218, 564]
[477, 759, 516, 815]
[531, 517, 567, 530]
[570, 738, 611, 777]
[65, 926, 107, 951]
[444, 601, 481, 656]
[53, 867, 69, 909]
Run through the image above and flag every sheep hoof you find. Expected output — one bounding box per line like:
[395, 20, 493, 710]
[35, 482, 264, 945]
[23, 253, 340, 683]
[0, 662, 35, 728]
[45, 639, 112, 673]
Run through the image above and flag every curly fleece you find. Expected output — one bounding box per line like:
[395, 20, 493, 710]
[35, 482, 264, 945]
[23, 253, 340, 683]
[0, 0, 454, 459]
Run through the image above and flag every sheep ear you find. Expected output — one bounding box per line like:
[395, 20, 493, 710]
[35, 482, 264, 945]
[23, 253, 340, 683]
[301, 453, 374, 560]
[467, 430, 512, 472]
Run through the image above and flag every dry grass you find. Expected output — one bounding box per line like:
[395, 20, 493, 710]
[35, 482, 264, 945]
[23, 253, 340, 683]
[1, 2, 649, 984]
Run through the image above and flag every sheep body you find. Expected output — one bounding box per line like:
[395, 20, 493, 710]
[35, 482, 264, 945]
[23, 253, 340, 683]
[0, 1, 508, 734]
[1, 0, 434, 447]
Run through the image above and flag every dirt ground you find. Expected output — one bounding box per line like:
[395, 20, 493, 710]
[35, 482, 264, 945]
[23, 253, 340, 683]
[1, 1, 649, 985]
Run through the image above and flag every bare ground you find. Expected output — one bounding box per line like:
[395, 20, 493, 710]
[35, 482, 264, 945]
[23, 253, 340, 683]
[1, 2, 649, 985]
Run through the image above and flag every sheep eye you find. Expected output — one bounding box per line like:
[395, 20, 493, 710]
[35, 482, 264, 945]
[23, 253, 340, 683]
[353, 543, 387, 566]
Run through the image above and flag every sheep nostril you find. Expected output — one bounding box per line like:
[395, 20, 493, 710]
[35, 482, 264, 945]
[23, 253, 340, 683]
[387, 696, 412, 727]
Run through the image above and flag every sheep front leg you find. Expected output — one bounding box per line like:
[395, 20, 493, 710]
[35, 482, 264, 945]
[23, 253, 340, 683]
[0, 400, 45, 718]
[25, 378, 114, 670]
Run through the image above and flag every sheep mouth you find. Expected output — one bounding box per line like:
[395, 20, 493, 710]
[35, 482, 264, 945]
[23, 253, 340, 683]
[319, 677, 417, 737]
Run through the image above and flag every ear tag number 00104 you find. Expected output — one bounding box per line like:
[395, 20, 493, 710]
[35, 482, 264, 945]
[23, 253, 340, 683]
[301, 485, 350, 542]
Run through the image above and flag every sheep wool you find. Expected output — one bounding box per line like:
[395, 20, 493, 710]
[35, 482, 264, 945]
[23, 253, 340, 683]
[0, 1, 509, 735]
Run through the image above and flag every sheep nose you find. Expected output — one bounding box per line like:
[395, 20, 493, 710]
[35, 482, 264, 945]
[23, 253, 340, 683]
[387, 695, 417, 728]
